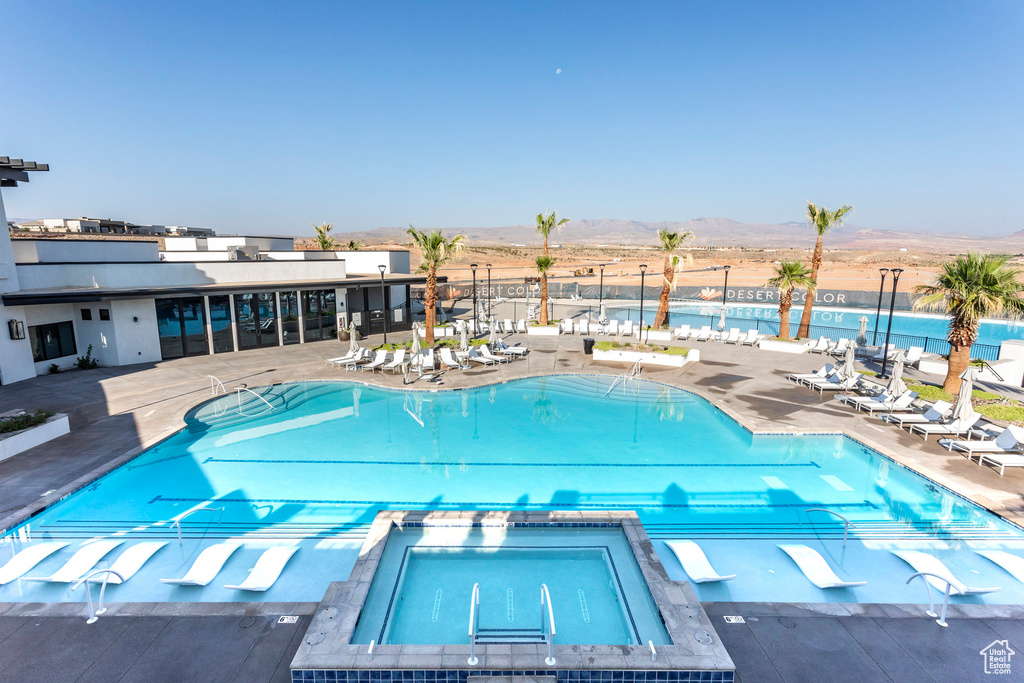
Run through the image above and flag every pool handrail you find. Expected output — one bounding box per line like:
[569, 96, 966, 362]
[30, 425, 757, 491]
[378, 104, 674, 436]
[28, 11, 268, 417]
[467, 582, 480, 665]
[171, 506, 224, 545]
[804, 508, 856, 548]
[906, 571, 954, 628]
[541, 583, 556, 665]
[71, 568, 124, 624]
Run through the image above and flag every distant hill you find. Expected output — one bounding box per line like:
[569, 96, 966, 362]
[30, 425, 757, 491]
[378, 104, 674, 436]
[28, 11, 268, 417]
[337, 218, 1024, 253]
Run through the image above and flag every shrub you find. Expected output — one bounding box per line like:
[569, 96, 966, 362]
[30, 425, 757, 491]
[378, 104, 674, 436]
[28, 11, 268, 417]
[976, 405, 1024, 426]
[593, 341, 689, 357]
[48, 363, 61, 375]
[0, 409, 55, 435]
[75, 344, 99, 370]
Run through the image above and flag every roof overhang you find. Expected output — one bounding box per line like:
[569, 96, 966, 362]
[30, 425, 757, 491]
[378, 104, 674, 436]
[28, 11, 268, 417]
[0, 157, 48, 187]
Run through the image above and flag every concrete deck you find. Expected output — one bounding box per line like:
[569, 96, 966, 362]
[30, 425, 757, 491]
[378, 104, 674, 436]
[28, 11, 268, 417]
[2, 331, 1023, 682]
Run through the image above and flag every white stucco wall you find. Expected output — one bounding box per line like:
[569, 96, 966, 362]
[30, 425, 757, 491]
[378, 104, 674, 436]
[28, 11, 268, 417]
[0, 190, 38, 384]
[13, 239, 159, 264]
[340, 250, 410, 275]
[71, 303, 118, 367]
[23, 303, 82, 372]
[112, 299, 161, 365]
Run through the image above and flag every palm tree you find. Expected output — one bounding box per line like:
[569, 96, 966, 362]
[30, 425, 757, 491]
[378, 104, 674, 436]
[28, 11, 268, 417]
[312, 222, 335, 250]
[796, 202, 854, 338]
[766, 261, 816, 341]
[406, 226, 467, 344]
[535, 255, 556, 325]
[914, 253, 1024, 392]
[343, 239, 361, 250]
[535, 209, 569, 256]
[653, 229, 694, 328]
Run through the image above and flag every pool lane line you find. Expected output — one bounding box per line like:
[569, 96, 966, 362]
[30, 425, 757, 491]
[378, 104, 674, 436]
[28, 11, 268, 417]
[201, 457, 823, 468]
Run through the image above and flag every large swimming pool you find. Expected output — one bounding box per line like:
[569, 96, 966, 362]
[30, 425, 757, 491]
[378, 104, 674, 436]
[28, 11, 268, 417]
[2, 376, 1023, 605]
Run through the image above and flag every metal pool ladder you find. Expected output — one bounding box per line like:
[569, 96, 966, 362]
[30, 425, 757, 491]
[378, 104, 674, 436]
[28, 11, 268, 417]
[605, 359, 642, 396]
[468, 583, 557, 666]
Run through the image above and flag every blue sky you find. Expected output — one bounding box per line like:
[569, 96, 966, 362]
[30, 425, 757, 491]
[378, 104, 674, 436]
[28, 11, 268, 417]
[3, 1, 1022, 235]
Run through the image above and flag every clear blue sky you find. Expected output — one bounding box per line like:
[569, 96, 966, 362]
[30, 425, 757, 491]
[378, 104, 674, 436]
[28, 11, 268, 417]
[3, 1, 1022, 235]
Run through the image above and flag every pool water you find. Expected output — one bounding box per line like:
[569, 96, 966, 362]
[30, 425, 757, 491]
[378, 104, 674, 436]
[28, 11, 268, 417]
[352, 527, 670, 646]
[2, 376, 1023, 606]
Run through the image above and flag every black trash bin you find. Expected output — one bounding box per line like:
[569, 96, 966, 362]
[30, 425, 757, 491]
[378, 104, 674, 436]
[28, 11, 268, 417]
[583, 337, 595, 355]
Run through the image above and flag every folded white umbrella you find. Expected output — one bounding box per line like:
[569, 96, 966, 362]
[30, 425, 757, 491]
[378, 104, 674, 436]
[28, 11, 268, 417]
[348, 321, 359, 355]
[599, 302, 608, 324]
[857, 316, 868, 346]
[840, 341, 859, 382]
[460, 321, 469, 352]
[886, 349, 907, 396]
[718, 306, 727, 331]
[952, 366, 979, 423]
[411, 324, 422, 357]
[489, 317, 499, 346]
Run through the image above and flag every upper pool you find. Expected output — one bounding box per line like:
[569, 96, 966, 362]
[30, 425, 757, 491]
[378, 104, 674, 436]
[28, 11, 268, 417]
[2, 376, 1023, 606]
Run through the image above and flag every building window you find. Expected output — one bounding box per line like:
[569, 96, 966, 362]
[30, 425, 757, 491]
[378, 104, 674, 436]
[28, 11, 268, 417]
[99, 309, 110, 321]
[81, 309, 92, 321]
[29, 321, 77, 362]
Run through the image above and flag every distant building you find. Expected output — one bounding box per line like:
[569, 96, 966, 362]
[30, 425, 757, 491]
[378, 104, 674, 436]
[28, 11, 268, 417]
[13, 217, 216, 237]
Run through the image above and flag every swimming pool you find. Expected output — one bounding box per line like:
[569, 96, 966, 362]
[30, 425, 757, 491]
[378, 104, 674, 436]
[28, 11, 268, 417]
[2, 376, 1023, 605]
[351, 526, 671, 646]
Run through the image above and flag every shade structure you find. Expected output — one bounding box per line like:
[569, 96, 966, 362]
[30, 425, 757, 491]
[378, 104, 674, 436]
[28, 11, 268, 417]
[857, 316, 869, 346]
[951, 366, 979, 422]
[886, 349, 907, 396]
[840, 341, 859, 381]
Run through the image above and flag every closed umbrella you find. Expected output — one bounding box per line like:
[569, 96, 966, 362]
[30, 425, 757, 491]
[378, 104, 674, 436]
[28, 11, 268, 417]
[348, 320, 360, 356]
[840, 340, 858, 382]
[885, 349, 907, 396]
[717, 306, 727, 331]
[411, 324, 423, 377]
[857, 316, 868, 346]
[951, 366, 979, 423]
[489, 317, 499, 346]
[459, 320, 469, 352]
[599, 302, 608, 324]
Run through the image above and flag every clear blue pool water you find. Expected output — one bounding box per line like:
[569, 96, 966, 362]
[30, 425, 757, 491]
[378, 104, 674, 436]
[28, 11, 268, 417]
[351, 527, 670, 645]
[2, 376, 1023, 606]
[608, 301, 1024, 350]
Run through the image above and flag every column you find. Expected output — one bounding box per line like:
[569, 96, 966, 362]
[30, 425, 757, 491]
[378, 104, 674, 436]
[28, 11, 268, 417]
[297, 290, 305, 344]
[275, 292, 284, 346]
[229, 294, 239, 352]
[203, 296, 214, 355]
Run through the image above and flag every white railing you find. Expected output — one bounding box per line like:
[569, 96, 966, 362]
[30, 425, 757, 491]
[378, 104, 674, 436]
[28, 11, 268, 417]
[648, 640, 657, 662]
[541, 583, 556, 666]
[171, 506, 224, 545]
[804, 508, 856, 548]
[906, 571, 955, 627]
[467, 582, 480, 665]
[604, 360, 642, 397]
[72, 569, 125, 624]
[208, 375, 227, 396]
[236, 387, 275, 416]
[367, 639, 375, 661]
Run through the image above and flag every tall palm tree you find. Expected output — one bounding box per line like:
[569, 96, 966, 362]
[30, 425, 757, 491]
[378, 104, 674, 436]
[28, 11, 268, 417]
[535, 255, 556, 325]
[796, 202, 854, 338]
[914, 253, 1024, 392]
[406, 226, 467, 344]
[312, 222, 335, 250]
[653, 229, 694, 328]
[765, 261, 816, 341]
[535, 209, 569, 256]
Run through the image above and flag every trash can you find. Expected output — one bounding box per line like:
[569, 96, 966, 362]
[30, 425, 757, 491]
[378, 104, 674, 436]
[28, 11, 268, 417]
[583, 337, 595, 355]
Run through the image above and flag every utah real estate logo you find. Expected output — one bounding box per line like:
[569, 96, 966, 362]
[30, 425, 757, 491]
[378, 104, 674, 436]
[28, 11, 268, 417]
[980, 639, 1015, 675]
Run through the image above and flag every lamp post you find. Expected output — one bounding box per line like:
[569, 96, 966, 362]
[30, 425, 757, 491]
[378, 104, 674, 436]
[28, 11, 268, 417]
[598, 264, 606, 306]
[378, 264, 388, 344]
[880, 268, 904, 378]
[486, 263, 492, 321]
[721, 265, 731, 335]
[470, 263, 478, 331]
[873, 268, 889, 346]
[638, 264, 648, 343]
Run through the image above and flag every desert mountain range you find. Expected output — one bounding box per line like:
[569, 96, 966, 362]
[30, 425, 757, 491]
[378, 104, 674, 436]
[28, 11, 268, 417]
[339, 218, 1022, 253]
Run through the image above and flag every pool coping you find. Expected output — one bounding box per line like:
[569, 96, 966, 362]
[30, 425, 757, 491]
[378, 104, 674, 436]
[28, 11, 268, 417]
[289, 510, 735, 674]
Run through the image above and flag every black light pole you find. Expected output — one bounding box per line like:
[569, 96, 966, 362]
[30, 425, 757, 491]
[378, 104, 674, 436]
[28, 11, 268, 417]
[486, 263, 492, 321]
[598, 263, 606, 306]
[639, 264, 648, 343]
[880, 268, 903, 378]
[722, 265, 731, 334]
[873, 268, 889, 345]
[378, 264, 388, 344]
[470, 263, 478, 329]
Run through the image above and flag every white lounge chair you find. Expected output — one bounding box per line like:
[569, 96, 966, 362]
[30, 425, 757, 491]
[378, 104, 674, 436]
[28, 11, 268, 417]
[830, 339, 850, 357]
[778, 545, 866, 588]
[224, 546, 299, 592]
[739, 329, 759, 346]
[891, 550, 1000, 595]
[859, 390, 918, 416]
[504, 319, 514, 334]
[976, 550, 1024, 585]
[360, 349, 388, 372]
[977, 452, 1024, 476]
[466, 348, 495, 365]
[693, 325, 712, 342]
[871, 346, 904, 362]
[104, 541, 168, 584]
[604, 320, 619, 336]
[561, 318, 574, 334]
[578, 319, 590, 335]
[480, 345, 510, 364]
[0, 542, 69, 585]
[787, 364, 833, 384]
[837, 387, 889, 408]
[905, 346, 924, 367]
[673, 324, 691, 340]
[325, 350, 358, 367]
[439, 347, 466, 370]
[621, 320, 634, 337]
[808, 337, 831, 354]
[516, 319, 527, 333]
[808, 374, 860, 396]
[881, 400, 952, 429]
[722, 328, 741, 344]
[22, 540, 124, 583]
[911, 415, 982, 440]
[383, 349, 406, 373]
[160, 543, 240, 586]
[421, 348, 435, 370]
[665, 541, 735, 583]
[496, 339, 528, 357]
[940, 425, 1024, 461]
[333, 347, 367, 369]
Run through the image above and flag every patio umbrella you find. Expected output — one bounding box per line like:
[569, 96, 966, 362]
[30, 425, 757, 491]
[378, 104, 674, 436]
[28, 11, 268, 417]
[951, 366, 979, 423]
[599, 302, 608, 324]
[348, 320, 360, 356]
[885, 349, 907, 396]
[840, 340, 858, 381]
[459, 320, 469, 352]
[717, 306, 727, 331]
[489, 317, 499, 346]
[857, 316, 869, 346]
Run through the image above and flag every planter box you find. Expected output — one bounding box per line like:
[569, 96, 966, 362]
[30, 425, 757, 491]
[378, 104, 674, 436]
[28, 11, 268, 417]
[638, 330, 673, 342]
[527, 326, 560, 336]
[432, 327, 453, 338]
[592, 348, 697, 368]
[0, 413, 70, 463]
[758, 339, 813, 354]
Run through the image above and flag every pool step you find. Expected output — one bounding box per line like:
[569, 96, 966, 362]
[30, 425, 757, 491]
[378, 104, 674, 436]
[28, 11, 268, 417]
[474, 627, 548, 645]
